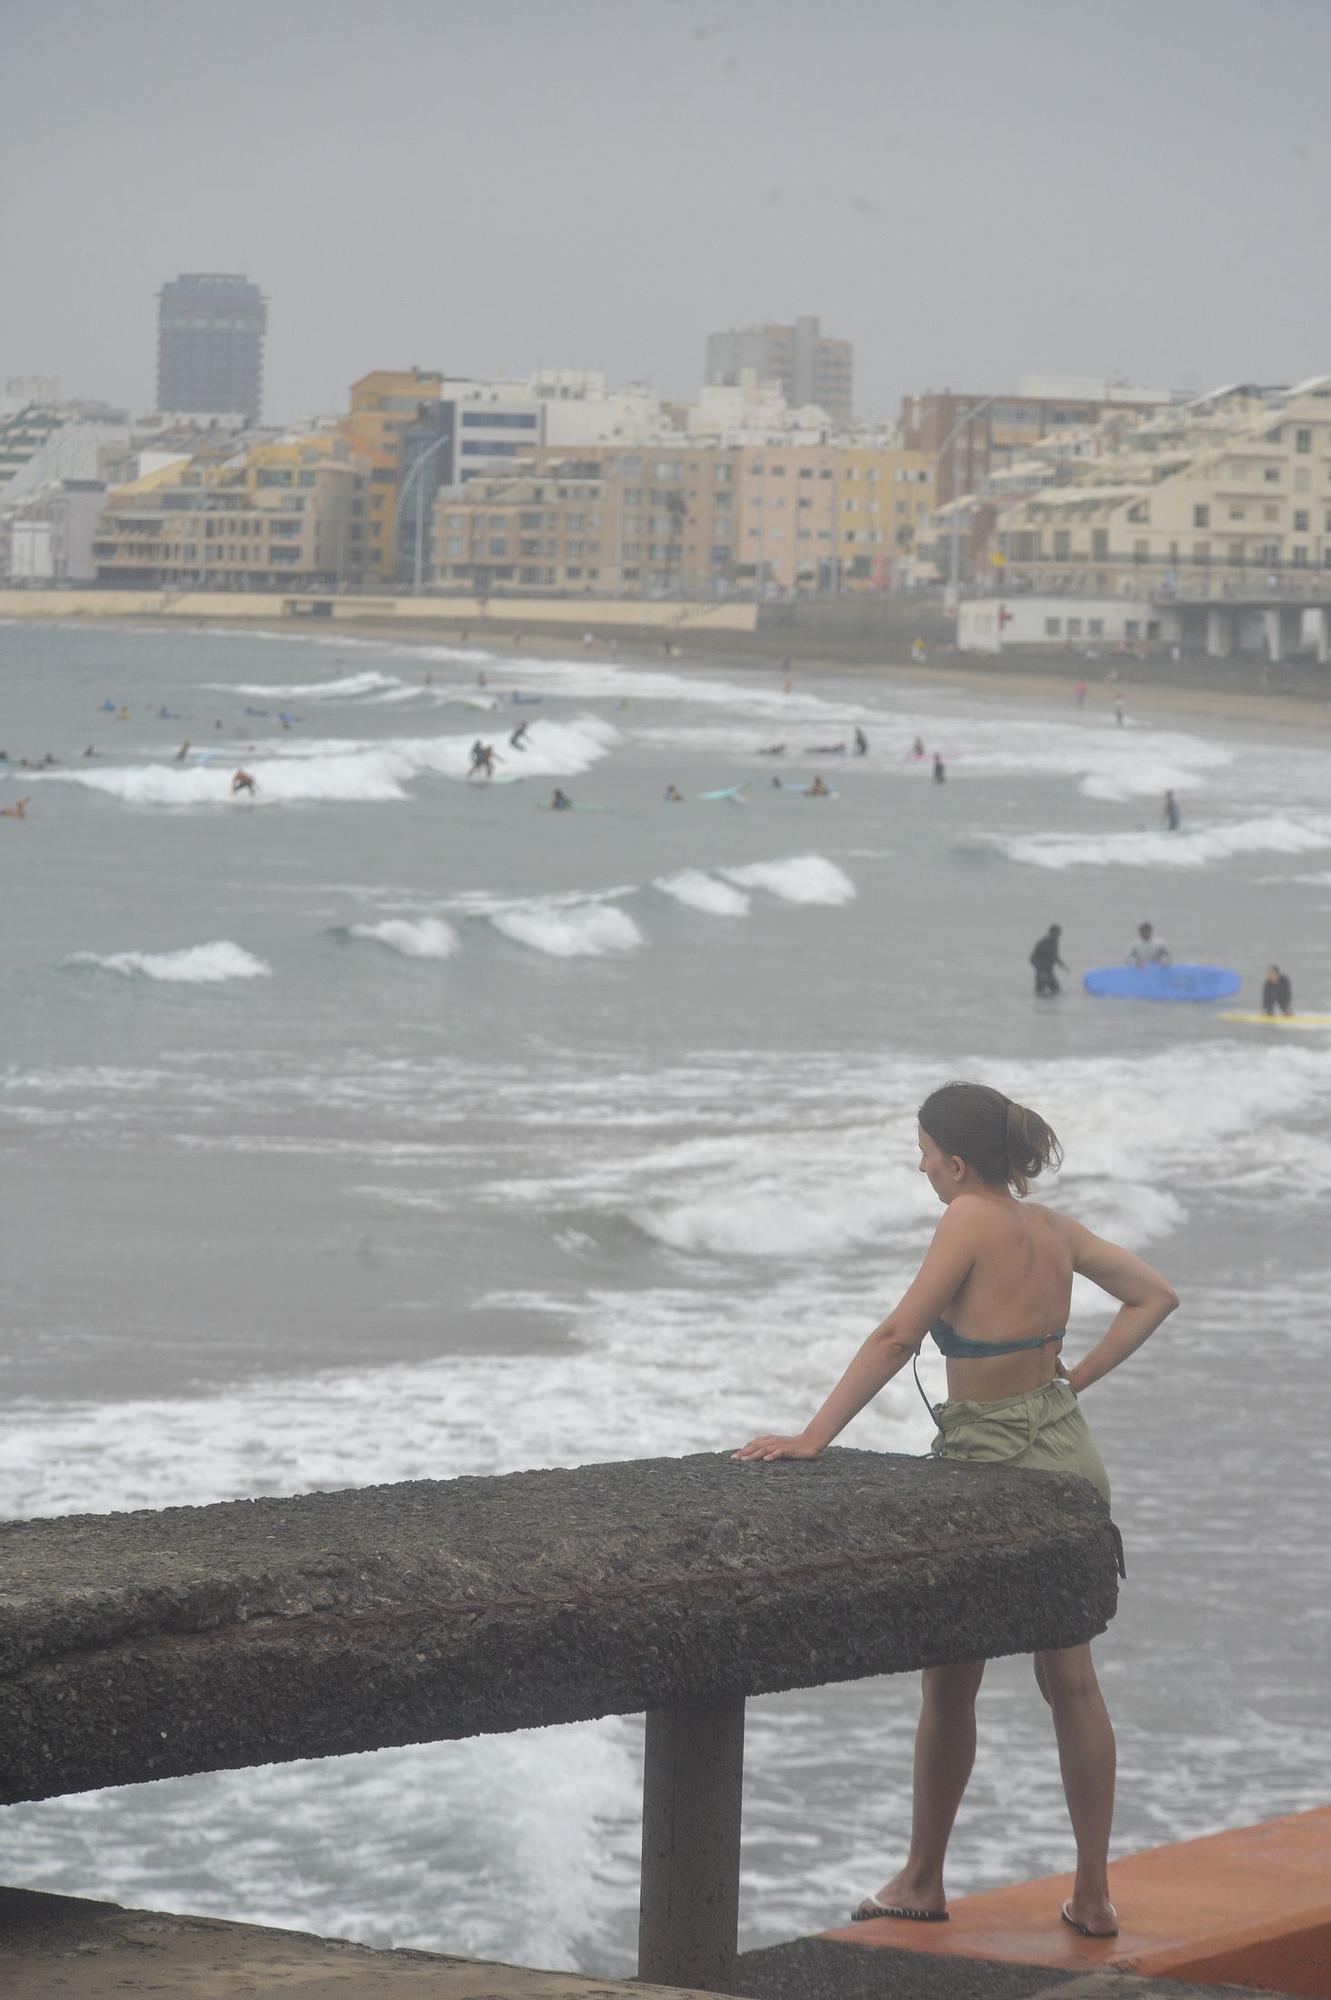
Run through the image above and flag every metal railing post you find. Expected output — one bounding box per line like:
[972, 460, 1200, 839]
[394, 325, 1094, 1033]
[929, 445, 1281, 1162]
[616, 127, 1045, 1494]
[638, 1694, 745, 1993]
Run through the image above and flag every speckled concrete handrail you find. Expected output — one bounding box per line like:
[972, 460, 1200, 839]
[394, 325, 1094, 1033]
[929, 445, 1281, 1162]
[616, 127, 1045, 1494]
[0, 1449, 1118, 1807]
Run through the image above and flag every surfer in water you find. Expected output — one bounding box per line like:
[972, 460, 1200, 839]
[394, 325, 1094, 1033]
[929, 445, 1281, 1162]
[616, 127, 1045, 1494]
[734, 1080, 1178, 1941]
[854, 727, 869, 756]
[231, 769, 257, 797]
[808, 775, 831, 797]
[468, 743, 498, 779]
[664, 784, 684, 802]
[1262, 965, 1293, 1016]
[1029, 924, 1067, 997]
[509, 722, 530, 751]
[1, 797, 31, 820]
[175, 742, 190, 763]
[550, 788, 573, 811]
[1127, 922, 1170, 966]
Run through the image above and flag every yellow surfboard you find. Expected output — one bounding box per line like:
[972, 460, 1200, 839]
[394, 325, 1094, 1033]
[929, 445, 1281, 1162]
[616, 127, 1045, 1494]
[1217, 1011, 1331, 1027]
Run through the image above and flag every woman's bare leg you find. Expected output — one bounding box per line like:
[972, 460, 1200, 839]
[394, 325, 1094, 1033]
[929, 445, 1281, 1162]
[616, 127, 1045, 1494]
[1035, 1643, 1118, 1935]
[863, 1659, 986, 1915]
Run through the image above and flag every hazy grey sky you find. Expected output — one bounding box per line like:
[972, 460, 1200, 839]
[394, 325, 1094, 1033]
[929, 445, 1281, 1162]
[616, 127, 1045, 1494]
[3, 0, 1329, 422]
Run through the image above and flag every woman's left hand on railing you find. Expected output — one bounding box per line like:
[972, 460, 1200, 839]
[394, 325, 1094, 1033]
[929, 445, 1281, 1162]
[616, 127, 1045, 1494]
[731, 1432, 824, 1462]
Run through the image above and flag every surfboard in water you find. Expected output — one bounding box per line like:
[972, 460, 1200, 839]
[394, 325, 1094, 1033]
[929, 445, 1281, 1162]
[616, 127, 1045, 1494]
[1083, 963, 1240, 1002]
[1217, 1010, 1331, 1028]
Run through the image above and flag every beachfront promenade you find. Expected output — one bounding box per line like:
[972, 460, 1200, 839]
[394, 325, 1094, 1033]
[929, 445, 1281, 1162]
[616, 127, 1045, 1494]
[0, 1450, 1120, 1993]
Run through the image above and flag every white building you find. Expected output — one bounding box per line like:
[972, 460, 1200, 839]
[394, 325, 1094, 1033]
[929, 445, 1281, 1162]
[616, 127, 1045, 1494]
[958, 595, 1175, 654]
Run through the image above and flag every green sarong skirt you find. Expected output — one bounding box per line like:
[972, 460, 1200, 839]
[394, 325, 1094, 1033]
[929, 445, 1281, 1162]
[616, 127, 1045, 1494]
[929, 1378, 1111, 1506]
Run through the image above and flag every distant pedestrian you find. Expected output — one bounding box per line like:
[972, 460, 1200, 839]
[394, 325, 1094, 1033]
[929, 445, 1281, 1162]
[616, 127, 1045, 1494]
[854, 727, 869, 756]
[1074, 680, 1088, 709]
[1114, 698, 1125, 727]
[932, 753, 946, 784]
[1163, 789, 1180, 831]
[1029, 924, 1067, 998]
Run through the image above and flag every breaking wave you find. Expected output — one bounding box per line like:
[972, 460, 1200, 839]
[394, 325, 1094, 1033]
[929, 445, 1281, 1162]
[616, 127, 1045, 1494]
[721, 854, 856, 904]
[489, 903, 643, 957]
[991, 812, 1331, 872]
[70, 942, 272, 984]
[346, 918, 459, 960]
[655, 870, 751, 916]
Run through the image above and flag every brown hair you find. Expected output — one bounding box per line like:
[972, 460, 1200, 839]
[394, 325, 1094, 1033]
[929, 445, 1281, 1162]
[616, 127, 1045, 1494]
[917, 1081, 1062, 1197]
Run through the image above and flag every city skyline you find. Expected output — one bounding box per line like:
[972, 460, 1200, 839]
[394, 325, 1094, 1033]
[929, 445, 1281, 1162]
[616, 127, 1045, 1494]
[3, 0, 1330, 425]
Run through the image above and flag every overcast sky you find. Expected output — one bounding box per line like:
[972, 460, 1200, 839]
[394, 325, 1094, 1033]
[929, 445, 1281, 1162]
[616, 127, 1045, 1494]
[3, 0, 1328, 423]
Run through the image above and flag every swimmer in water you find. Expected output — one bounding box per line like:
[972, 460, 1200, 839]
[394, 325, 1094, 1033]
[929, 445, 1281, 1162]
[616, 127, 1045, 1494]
[1, 797, 31, 819]
[664, 784, 684, 802]
[551, 788, 573, 810]
[231, 769, 257, 796]
[808, 775, 831, 797]
[757, 743, 787, 756]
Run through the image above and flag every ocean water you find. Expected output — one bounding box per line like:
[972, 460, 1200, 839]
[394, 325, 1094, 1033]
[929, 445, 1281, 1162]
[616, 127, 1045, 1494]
[1, 617, 1329, 1975]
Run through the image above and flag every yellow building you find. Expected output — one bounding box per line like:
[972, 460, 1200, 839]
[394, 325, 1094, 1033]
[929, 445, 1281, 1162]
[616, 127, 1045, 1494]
[339, 368, 442, 584]
[732, 443, 935, 592]
[994, 381, 1331, 596]
[93, 436, 362, 588]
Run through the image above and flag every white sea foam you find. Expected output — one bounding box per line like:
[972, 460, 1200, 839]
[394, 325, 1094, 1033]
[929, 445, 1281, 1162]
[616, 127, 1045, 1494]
[209, 670, 405, 700]
[992, 812, 1331, 872]
[489, 903, 643, 957]
[70, 942, 272, 984]
[347, 918, 459, 960]
[655, 869, 751, 916]
[31, 716, 618, 808]
[721, 853, 856, 904]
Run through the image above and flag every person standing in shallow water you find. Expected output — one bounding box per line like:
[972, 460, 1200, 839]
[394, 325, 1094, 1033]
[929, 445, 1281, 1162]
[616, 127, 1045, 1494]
[735, 1081, 1178, 1941]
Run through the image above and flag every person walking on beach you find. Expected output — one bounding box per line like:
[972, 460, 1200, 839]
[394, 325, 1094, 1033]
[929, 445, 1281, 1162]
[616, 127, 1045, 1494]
[1030, 924, 1067, 997]
[735, 1081, 1178, 1940]
[1113, 697, 1125, 727]
[1261, 964, 1293, 1016]
[1163, 790, 1180, 831]
[1074, 680, 1088, 709]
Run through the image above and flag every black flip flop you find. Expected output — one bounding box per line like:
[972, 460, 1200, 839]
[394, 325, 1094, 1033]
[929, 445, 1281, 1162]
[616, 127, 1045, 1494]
[1061, 1900, 1118, 1939]
[852, 1898, 949, 1923]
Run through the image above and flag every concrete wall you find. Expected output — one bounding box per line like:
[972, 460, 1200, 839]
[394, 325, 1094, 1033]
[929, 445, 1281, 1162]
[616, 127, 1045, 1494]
[0, 590, 759, 633]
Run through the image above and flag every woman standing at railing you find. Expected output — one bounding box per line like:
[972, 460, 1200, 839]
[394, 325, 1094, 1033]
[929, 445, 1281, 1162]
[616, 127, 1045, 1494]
[734, 1081, 1178, 1940]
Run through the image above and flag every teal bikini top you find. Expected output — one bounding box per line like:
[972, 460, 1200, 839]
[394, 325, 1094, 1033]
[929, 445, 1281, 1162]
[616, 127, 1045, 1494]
[929, 1318, 1065, 1360]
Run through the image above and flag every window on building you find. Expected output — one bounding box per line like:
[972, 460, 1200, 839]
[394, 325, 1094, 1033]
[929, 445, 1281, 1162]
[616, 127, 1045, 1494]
[1294, 511, 1309, 531]
[1066, 617, 1082, 636]
[818, 469, 833, 479]
[1293, 546, 1309, 566]
[1088, 619, 1104, 637]
[1147, 621, 1161, 640]
[770, 465, 787, 476]
[1193, 505, 1209, 528]
[1264, 467, 1280, 482]
[798, 467, 813, 479]
[1125, 620, 1140, 638]
[1127, 503, 1147, 522]
[1229, 507, 1246, 520]
[1296, 428, 1312, 452]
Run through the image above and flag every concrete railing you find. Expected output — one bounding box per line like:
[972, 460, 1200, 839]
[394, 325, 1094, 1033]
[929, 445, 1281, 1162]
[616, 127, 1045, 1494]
[0, 1451, 1121, 1991]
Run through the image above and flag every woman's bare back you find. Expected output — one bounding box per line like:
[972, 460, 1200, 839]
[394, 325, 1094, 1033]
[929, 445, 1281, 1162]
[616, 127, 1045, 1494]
[938, 1197, 1076, 1399]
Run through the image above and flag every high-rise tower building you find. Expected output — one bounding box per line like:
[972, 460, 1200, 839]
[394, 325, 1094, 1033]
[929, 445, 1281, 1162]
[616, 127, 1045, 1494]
[156, 274, 267, 420]
[705, 316, 854, 425]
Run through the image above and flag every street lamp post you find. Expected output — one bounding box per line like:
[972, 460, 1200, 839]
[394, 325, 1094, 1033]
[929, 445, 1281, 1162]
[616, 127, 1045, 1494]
[393, 432, 452, 595]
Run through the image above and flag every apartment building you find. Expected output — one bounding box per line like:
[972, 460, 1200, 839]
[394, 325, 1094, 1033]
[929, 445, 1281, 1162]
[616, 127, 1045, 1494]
[901, 380, 1173, 505]
[434, 459, 622, 594]
[706, 317, 854, 425]
[732, 443, 935, 591]
[993, 380, 1331, 596]
[92, 436, 362, 588]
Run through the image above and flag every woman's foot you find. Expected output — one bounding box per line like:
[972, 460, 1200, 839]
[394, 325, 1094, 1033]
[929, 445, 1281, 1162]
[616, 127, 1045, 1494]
[1061, 1897, 1118, 1939]
[853, 1869, 947, 1923]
